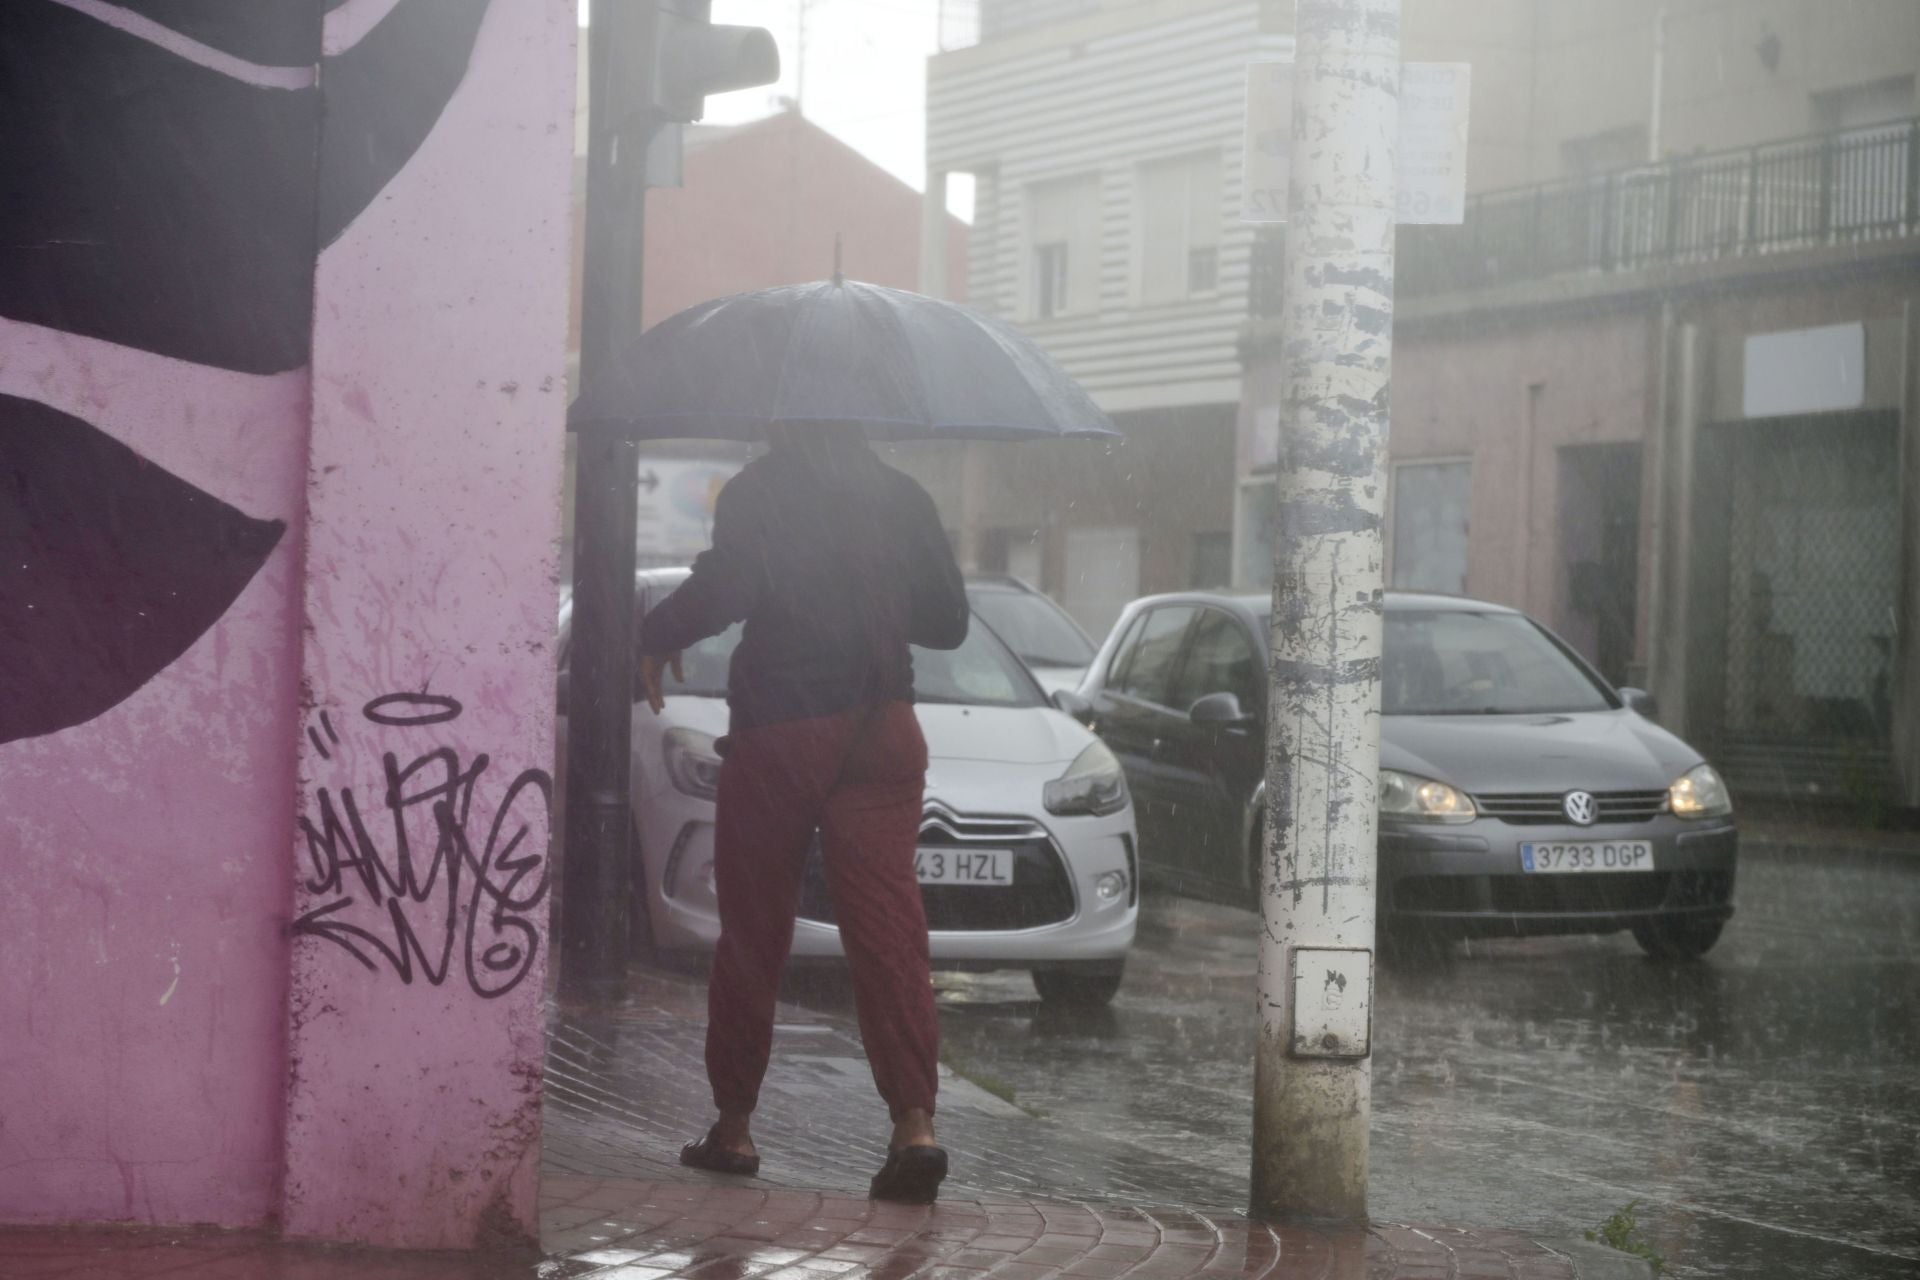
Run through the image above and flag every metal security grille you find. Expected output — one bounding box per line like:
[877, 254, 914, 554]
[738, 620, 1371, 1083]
[1692, 413, 1901, 799]
[1474, 790, 1670, 825]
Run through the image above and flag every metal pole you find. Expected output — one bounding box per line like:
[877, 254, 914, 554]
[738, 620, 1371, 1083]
[1251, 0, 1399, 1223]
[562, 0, 654, 997]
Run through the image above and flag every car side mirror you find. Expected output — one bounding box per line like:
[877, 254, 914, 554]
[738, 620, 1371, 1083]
[1050, 688, 1096, 726]
[1190, 691, 1255, 730]
[1619, 686, 1658, 719]
[555, 668, 570, 715]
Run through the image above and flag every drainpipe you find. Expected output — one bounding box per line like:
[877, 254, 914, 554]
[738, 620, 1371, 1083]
[1649, 5, 1668, 164]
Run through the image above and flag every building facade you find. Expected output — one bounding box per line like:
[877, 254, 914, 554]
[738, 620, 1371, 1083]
[564, 107, 970, 574]
[932, 0, 1920, 807]
[921, 0, 1291, 637]
[1246, 0, 1920, 806]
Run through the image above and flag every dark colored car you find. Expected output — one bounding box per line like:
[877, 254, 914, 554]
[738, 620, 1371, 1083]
[1064, 590, 1737, 959]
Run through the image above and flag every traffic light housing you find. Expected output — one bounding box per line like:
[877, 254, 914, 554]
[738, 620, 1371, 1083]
[651, 1, 781, 123]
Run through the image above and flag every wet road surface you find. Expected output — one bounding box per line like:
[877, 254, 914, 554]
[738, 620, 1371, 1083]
[928, 846, 1919, 1279]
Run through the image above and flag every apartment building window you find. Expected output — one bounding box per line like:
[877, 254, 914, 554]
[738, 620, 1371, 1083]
[1136, 151, 1222, 303]
[1034, 243, 1070, 318]
[1560, 125, 1647, 176]
[1813, 76, 1915, 234]
[1812, 75, 1915, 133]
[1026, 174, 1102, 319]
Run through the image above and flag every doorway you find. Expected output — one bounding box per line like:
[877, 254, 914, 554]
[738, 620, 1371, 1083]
[1556, 442, 1642, 684]
[1688, 411, 1900, 793]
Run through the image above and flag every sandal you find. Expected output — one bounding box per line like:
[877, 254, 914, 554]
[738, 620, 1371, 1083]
[680, 1126, 760, 1177]
[869, 1144, 947, 1204]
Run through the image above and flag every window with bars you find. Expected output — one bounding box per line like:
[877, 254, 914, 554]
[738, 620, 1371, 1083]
[1136, 151, 1222, 303]
[1026, 174, 1102, 320]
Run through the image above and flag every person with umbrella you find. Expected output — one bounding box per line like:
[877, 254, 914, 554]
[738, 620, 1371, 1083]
[589, 276, 1117, 1203]
[635, 417, 968, 1204]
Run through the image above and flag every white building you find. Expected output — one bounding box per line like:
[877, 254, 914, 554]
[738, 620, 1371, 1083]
[913, 0, 1290, 635]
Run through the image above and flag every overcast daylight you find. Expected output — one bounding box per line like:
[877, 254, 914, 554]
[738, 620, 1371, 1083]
[5, 4, 1918, 1280]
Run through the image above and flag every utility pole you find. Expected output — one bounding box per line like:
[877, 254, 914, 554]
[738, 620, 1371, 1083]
[562, 1, 778, 998]
[1251, 0, 1400, 1223]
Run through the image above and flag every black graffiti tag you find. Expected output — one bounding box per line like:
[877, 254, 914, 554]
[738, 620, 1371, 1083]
[292, 694, 551, 998]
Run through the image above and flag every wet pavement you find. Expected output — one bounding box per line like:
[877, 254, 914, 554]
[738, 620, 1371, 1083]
[0, 1182, 1613, 1279]
[931, 845, 1920, 1280]
[32, 841, 1892, 1277]
[542, 843, 1917, 1280]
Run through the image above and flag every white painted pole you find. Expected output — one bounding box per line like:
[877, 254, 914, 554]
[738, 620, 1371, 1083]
[1251, 0, 1400, 1223]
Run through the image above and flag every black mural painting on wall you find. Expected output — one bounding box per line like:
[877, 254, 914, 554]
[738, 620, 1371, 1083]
[0, 0, 492, 374]
[0, 0, 491, 745]
[0, 397, 287, 745]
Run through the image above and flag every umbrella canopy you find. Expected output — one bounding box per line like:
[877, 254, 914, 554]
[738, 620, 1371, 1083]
[570, 278, 1119, 442]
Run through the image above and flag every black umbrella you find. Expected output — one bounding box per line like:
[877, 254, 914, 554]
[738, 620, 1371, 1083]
[570, 277, 1119, 442]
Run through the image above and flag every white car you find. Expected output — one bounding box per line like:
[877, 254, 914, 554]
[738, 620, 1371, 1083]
[559, 568, 1139, 1004]
[964, 575, 1098, 695]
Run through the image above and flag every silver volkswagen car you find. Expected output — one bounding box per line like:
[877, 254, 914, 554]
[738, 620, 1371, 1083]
[1067, 590, 1737, 960]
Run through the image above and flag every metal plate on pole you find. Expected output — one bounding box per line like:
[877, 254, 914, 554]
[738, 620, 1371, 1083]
[1290, 947, 1373, 1058]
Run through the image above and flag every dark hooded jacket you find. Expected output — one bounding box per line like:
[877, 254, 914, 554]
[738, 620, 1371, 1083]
[635, 430, 968, 731]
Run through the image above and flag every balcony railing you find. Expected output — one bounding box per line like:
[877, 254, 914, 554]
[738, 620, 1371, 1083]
[1253, 118, 1920, 313]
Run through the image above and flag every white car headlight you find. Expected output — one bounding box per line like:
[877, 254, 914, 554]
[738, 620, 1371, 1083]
[1044, 740, 1130, 817]
[1379, 768, 1476, 823]
[1669, 763, 1732, 819]
[662, 727, 723, 800]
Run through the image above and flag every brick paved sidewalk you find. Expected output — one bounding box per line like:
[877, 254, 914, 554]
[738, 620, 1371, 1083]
[0, 1174, 1641, 1279]
[3, 965, 1650, 1279]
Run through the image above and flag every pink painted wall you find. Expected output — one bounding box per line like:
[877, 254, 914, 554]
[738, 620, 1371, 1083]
[0, 0, 573, 1247]
[281, 0, 572, 1247]
[0, 330, 306, 1228]
[1392, 308, 1656, 627]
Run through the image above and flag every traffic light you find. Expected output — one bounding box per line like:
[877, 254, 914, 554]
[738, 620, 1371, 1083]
[651, 1, 781, 123]
[562, 0, 779, 997]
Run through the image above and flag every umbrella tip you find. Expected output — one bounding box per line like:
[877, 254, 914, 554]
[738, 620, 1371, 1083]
[832, 232, 844, 286]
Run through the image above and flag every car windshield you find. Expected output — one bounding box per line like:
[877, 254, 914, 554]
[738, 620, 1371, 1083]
[1383, 609, 1616, 715]
[653, 610, 1046, 709]
[968, 589, 1096, 668]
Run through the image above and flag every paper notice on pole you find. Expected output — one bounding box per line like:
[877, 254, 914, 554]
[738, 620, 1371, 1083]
[1241, 60, 1470, 226]
[1397, 62, 1470, 225]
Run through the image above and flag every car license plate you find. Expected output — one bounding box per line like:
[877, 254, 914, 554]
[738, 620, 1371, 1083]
[1521, 841, 1654, 873]
[915, 847, 1012, 886]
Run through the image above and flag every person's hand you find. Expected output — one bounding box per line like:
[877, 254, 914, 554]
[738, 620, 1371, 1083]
[639, 651, 684, 714]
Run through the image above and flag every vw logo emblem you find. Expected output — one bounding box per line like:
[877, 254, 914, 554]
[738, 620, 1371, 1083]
[1563, 791, 1598, 826]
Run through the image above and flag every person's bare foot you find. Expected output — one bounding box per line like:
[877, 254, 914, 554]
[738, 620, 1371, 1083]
[711, 1110, 758, 1159]
[872, 1111, 946, 1203]
[681, 1110, 760, 1176]
[890, 1107, 937, 1151]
